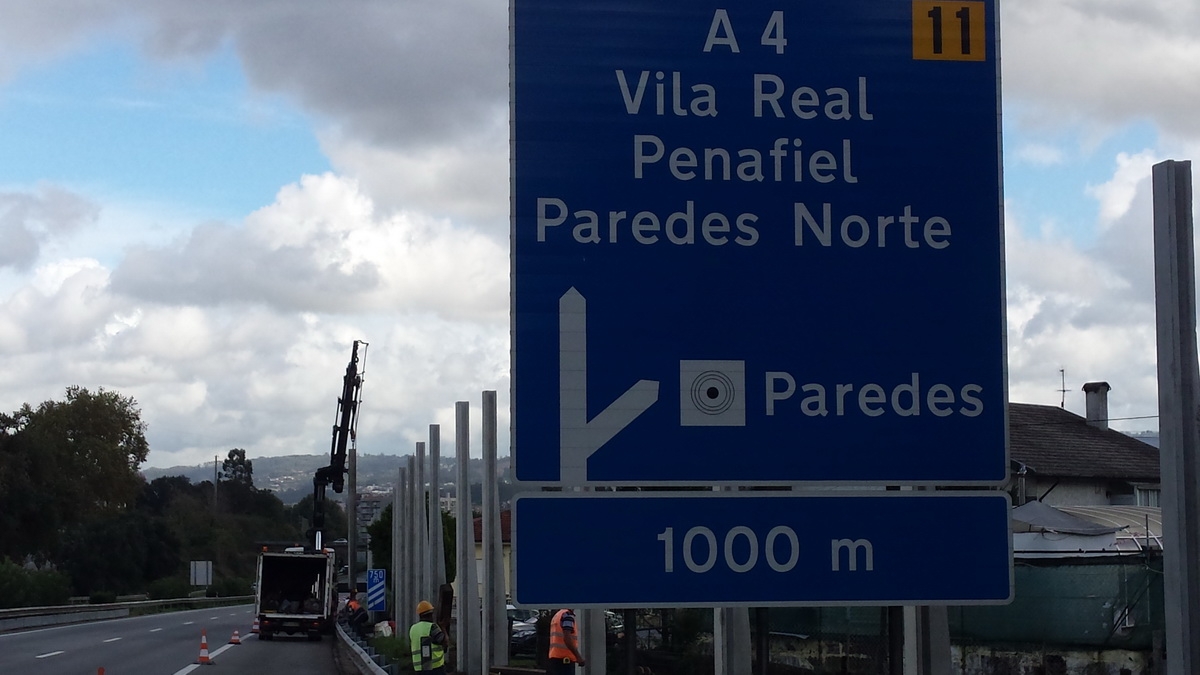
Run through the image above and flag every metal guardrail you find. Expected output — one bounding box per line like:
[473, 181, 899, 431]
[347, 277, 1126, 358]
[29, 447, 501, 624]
[0, 595, 254, 633]
[335, 619, 391, 675]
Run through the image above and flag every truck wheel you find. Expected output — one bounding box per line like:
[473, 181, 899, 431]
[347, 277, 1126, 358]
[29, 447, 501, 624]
[259, 631, 273, 641]
[308, 632, 321, 641]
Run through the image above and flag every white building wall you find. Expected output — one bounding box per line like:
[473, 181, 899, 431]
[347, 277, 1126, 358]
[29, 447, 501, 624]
[1032, 480, 1111, 507]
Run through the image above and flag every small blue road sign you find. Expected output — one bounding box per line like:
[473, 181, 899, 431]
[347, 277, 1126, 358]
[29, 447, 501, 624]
[367, 569, 386, 612]
[513, 492, 1012, 607]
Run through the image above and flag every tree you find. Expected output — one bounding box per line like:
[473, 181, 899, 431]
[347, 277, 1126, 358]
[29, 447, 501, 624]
[288, 494, 348, 541]
[366, 503, 392, 573]
[138, 475, 204, 516]
[59, 511, 181, 595]
[0, 387, 149, 561]
[220, 448, 253, 487]
[367, 505, 456, 585]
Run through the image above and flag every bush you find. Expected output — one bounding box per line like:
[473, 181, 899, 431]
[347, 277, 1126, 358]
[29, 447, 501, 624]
[371, 633, 413, 671]
[147, 576, 192, 600]
[0, 559, 71, 609]
[207, 576, 252, 598]
[89, 590, 118, 604]
[27, 567, 71, 606]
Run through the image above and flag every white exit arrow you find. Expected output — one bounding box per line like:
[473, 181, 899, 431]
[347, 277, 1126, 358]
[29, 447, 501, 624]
[559, 287, 659, 484]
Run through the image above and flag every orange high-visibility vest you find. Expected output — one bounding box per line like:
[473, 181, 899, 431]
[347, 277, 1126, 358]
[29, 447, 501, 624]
[548, 609, 578, 661]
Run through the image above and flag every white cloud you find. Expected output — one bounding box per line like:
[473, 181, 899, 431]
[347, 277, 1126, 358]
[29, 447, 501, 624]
[320, 120, 509, 234]
[0, 172, 509, 468]
[110, 173, 507, 322]
[1014, 143, 1066, 167]
[1085, 150, 1160, 228]
[1004, 151, 1163, 430]
[0, 185, 100, 271]
[1002, 0, 1200, 137]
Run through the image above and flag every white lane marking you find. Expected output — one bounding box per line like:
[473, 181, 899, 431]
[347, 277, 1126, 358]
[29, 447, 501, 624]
[171, 642, 240, 675]
[150, 628, 163, 632]
[209, 616, 220, 620]
[182, 621, 195, 625]
[36, 651, 64, 659]
[103, 637, 122, 643]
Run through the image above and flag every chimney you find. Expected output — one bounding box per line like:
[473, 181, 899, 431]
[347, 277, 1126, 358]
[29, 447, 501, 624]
[1082, 381, 1111, 430]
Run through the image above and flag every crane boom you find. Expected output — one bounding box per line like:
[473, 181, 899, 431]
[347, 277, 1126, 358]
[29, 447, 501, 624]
[309, 340, 365, 549]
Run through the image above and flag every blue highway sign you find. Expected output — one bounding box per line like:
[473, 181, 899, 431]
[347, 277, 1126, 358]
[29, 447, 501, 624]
[512, 0, 1006, 484]
[513, 492, 1013, 607]
[367, 569, 386, 612]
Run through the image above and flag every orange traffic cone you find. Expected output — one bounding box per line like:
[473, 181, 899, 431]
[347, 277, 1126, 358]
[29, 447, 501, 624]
[229, 629, 242, 645]
[251, 617, 260, 634]
[196, 629, 214, 665]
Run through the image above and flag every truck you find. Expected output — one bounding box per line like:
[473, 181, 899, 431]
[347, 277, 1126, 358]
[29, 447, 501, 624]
[254, 546, 337, 641]
[255, 342, 365, 642]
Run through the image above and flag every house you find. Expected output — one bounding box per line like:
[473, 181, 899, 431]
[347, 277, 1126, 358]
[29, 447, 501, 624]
[469, 509, 513, 599]
[947, 382, 1166, 673]
[1008, 381, 1160, 508]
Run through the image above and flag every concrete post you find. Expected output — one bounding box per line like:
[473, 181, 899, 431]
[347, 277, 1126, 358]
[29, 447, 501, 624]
[456, 401, 482, 675]
[905, 606, 951, 675]
[1153, 158, 1200, 675]
[712, 486, 751, 675]
[406, 455, 420, 628]
[581, 608, 608, 675]
[430, 424, 447, 599]
[416, 442, 430, 608]
[482, 391, 509, 670]
[714, 607, 752, 675]
[393, 465, 405, 628]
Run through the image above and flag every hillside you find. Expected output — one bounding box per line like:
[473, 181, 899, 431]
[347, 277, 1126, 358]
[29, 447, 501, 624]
[142, 452, 508, 505]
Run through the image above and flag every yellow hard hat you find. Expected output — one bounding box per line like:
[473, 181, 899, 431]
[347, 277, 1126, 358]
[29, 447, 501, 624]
[416, 600, 434, 615]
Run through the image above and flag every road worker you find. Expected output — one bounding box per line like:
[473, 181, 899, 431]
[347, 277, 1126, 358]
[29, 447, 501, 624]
[409, 600, 448, 674]
[548, 608, 586, 673]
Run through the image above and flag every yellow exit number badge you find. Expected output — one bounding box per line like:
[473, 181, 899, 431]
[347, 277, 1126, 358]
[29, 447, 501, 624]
[912, 1, 986, 61]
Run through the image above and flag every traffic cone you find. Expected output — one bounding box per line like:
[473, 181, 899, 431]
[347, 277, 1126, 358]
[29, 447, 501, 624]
[229, 629, 242, 645]
[251, 617, 260, 634]
[196, 629, 214, 665]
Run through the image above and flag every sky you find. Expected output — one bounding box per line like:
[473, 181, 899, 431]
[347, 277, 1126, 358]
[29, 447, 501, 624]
[0, 0, 1195, 470]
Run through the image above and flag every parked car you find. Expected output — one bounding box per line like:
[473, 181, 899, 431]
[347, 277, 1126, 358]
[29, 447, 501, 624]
[507, 604, 538, 623]
[507, 609, 624, 655]
[510, 618, 539, 655]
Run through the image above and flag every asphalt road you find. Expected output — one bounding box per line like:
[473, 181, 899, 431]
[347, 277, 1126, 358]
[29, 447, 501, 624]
[0, 604, 344, 675]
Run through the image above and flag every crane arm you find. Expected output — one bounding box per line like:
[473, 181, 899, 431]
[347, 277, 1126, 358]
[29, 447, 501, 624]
[309, 340, 365, 549]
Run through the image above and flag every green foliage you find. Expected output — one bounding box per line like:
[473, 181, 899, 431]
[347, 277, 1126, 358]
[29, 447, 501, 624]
[220, 448, 254, 486]
[0, 387, 149, 561]
[370, 633, 414, 671]
[367, 504, 457, 587]
[442, 510, 456, 584]
[287, 494, 348, 541]
[209, 576, 253, 597]
[0, 387, 328, 601]
[89, 590, 118, 604]
[147, 576, 192, 600]
[670, 608, 708, 652]
[60, 511, 182, 596]
[0, 559, 71, 608]
[367, 503, 393, 572]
